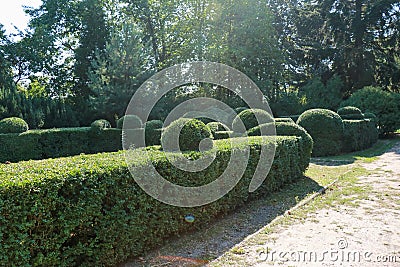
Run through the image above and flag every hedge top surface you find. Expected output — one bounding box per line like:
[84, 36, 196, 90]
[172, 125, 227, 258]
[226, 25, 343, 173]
[144, 120, 164, 129]
[117, 115, 143, 129]
[0, 117, 29, 134]
[232, 108, 274, 132]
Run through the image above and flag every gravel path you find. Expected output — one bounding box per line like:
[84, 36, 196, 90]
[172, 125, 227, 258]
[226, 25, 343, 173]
[210, 142, 400, 266]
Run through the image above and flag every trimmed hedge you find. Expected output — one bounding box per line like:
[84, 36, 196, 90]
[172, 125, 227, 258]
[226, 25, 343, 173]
[161, 118, 212, 151]
[248, 122, 313, 170]
[207, 122, 230, 136]
[214, 131, 234, 140]
[275, 118, 294, 123]
[0, 117, 29, 134]
[0, 136, 309, 266]
[0, 128, 123, 162]
[116, 115, 142, 129]
[144, 120, 163, 146]
[337, 106, 364, 120]
[232, 108, 274, 133]
[297, 109, 344, 157]
[342, 119, 379, 153]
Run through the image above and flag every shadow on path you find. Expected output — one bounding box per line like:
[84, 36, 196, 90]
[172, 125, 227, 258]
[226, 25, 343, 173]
[120, 176, 322, 267]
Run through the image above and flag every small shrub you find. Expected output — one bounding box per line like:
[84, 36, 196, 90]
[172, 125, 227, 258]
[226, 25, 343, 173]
[207, 122, 230, 136]
[337, 106, 364, 120]
[248, 122, 313, 170]
[297, 109, 343, 156]
[342, 119, 378, 152]
[90, 119, 112, 136]
[117, 115, 142, 129]
[0, 117, 29, 134]
[232, 109, 274, 133]
[341, 86, 400, 135]
[144, 120, 164, 146]
[161, 118, 213, 151]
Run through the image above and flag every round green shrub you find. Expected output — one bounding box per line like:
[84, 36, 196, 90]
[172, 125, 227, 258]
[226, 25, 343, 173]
[207, 122, 230, 136]
[0, 117, 29, 134]
[337, 106, 364, 120]
[117, 115, 142, 129]
[91, 119, 111, 130]
[341, 86, 400, 135]
[161, 118, 213, 151]
[213, 131, 233, 140]
[248, 122, 313, 169]
[232, 108, 274, 133]
[297, 109, 344, 156]
[144, 120, 164, 146]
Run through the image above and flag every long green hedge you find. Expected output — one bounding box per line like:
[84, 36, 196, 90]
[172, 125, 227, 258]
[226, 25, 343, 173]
[0, 136, 309, 266]
[342, 119, 379, 153]
[0, 128, 123, 162]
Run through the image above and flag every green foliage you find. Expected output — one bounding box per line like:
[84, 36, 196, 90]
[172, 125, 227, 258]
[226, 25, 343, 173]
[91, 119, 111, 130]
[0, 128, 122, 162]
[0, 117, 29, 133]
[297, 109, 344, 156]
[363, 112, 378, 126]
[301, 75, 343, 110]
[337, 106, 364, 120]
[232, 109, 274, 133]
[234, 107, 248, 114]
[161, 118, 212, 151]
[144, 120, 164, 146]
[213, 131, 233, 140]
[207, 122, 230, 136]
[248, 122, 313, 170]
[341, 86, 400, 135]
[342, 119, 379, 153]
[117, 115, 142, 129]
[0, 135, 309, 266]
[275, 118, 294, 123]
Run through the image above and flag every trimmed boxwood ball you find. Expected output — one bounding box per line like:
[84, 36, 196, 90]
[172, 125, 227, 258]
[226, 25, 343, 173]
[207, 122, 230, 136]
[0, 117, 29, 134]
[117, 115, 142, 129]
[144, 120, 164, 146]
[337, 106, 364, 120]
[90, 119, 111, 130]
[161, 118, 213, 151]
[297, 109, 344, 157]
[232, 108, 274, 133]
[248, 121, 313, 170]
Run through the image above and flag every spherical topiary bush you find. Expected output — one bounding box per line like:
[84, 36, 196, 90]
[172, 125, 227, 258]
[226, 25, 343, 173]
[206, 122, 230, 136]
[0, 117, 29, 134]
[248, 121, 313, 170]
[297, 109, 344, 156]
[161, 118, 213, 151]
[116, 115, 142, 129]
[232, 108, 274, 133]
[337, 106, 364, 120]
[91, 119, 111, 130]
[144, 120, 164, 146]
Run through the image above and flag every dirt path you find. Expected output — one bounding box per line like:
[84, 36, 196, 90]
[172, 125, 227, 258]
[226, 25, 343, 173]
[210, 142, 400, 266]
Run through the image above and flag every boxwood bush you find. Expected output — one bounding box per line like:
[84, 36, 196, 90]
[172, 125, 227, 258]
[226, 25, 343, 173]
[213, 131, 234, 140]
[232, 108, 274, 133]
[297, 109, 344, 156]
[0, 128, 122, 162]
[337, 106, 364, 120]
[207, 122, 230, 136]
[248, 122, 313, 170]
[144, 120, 163, 146]
[0, 117, 29, 134]
[342, 119, 379, 152]
[161, 118, 212, 151]
[0, 136, 309, 266]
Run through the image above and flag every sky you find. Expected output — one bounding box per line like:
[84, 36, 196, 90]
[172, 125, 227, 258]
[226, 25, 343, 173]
[0, 0, 42, 35]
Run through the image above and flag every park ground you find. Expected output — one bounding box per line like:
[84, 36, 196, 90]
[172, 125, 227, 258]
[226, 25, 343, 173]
[122, 136, 400, 267]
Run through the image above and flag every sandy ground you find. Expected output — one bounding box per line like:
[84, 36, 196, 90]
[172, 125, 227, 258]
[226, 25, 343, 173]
[212, 143, 400, 267]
